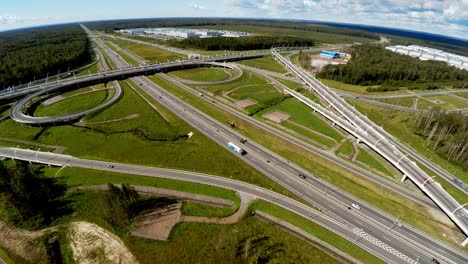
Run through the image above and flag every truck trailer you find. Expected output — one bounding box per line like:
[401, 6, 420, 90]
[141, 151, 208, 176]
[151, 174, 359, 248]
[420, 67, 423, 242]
[227, 142, 245, 155]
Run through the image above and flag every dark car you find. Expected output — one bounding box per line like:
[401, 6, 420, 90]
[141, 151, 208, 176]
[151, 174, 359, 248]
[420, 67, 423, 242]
[299, 173, 307, 179]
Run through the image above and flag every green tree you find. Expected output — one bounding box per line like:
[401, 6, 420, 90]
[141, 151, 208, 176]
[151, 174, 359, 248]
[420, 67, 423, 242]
[0, 161, 69, 229]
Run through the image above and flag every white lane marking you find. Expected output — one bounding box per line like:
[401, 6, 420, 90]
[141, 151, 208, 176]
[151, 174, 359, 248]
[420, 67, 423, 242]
[353, 228, 417, 264]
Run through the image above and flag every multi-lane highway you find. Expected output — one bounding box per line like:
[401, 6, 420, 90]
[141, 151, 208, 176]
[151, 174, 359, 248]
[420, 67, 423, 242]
[2, 26, 467, 263]
[271, 48, 468, 246]
[94, 32, 468, 263]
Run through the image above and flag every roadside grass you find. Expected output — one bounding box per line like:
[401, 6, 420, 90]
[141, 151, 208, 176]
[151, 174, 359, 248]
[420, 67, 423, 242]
[349, 100, 468, 202]
[180, 201, 237, 218]
[0, 247, 15, 264]
[84, 82, 183, 140]
[375, 97, 415, 108]
[319, 78, 371, 94]
[0, 103, 11, 117]
[281, 122, 336, 148]
[0, 140, 54, 151]
[104, 40, 140, 66]
[236, 55, 288, 73]
[169, 68, 230, 82]
[0, 120, 42, 140]
[97, 46, 117, 70]
[74, 61, 100, 77]
[34, 90, 108, 117]
[46, 167, 241, 205]
[148, 74, 465, 247]
[202, 72, 252, 94]
[250, 200, 385, 264]
[457, 92, 468, 99]
[336, 140, 354, 156]
[419, 95, 467, 110]
[229, 83, 275, 94]
[109, 38, 185, 62]
[255, 98, 343, 141]
[274, 78, 304, 91]
[355, 147, 393, 176]
[126, 214, 341, 264]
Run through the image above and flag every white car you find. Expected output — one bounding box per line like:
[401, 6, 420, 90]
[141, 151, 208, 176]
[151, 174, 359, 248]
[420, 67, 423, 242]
[352, 203, 361, 210]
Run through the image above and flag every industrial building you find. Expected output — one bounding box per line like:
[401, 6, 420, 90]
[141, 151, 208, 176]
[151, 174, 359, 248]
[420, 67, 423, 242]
[385, 45, 468, 71]
[320, 51, 342, 59]
[116, 28, 250, 39]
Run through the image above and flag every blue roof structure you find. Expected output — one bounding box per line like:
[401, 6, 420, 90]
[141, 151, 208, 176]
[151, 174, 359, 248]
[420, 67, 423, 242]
[320, 51, 341, 59]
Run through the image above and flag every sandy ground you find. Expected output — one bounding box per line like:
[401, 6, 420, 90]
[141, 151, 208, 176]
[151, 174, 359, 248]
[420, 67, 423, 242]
[42, 95, 65, 106]
[132, 203, 181, 241]
[0, 221, 48, 263]
[263, 111, 291, 123]
[69, 221, 138, 264]
[234, 98, 257, 109]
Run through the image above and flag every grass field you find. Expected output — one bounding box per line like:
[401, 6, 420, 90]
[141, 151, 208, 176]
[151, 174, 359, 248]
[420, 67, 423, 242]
[350, 100, 468, 202]
[148, 74, 465, 247]
[237, 55, 288, 73]
[418, 95, 467, 110]
[45, 166, 379, 263]
[355, 147, 393, 176]
[169, 67, 231, 82]
[319, 78, 371, 94]
[180, 201, 237, 218]
[0, 79, 298, 198]
[256, 98, 342, 141]
[336, 140, 354, 156]
[375, 97, 415, 108]
[34, 90, 108, 117]
[74, 61, 100, 77]
[110, 38, 185, 62]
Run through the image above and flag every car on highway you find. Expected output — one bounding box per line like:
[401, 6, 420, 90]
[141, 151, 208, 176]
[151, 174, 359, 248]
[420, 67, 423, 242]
[299, 173, 307, 179]
[240, 138, 247, 144]
[352, 203, 361, 210]
[423, 178, 431, 184]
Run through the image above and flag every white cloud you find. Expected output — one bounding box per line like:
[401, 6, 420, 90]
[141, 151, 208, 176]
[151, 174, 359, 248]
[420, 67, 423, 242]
[225, 0, 468, 39]
[187, 3, 206, 10]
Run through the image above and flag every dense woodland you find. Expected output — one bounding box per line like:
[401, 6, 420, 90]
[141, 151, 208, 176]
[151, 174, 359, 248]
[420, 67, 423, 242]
[85, 18, 379, 40]
[413, 109, 468, 170]
[0, 24, 92, 89]
[171, 36, 314, 51]
[317, 45, 468, 91]
[0, 161, 69, 229]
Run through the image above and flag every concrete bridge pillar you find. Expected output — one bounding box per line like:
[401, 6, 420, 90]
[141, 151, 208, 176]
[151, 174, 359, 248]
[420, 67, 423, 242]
[401, 174, 407, 182]
[462, 237, 468, 247]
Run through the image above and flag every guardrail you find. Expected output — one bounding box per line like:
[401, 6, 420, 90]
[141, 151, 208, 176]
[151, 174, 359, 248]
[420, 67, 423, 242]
[271, 48, 468, 246]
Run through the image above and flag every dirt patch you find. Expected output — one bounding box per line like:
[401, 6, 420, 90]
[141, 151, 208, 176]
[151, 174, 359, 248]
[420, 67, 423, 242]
[234, 98, 257, 109]
[69, 221, 138, 264]
[0, 221, 49, 263]
[132, 202, 182, 241]
[263, 111, 291, 123]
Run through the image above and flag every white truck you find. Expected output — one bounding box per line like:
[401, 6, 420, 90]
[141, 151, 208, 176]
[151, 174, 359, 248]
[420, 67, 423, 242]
[227, 142, 246, 155]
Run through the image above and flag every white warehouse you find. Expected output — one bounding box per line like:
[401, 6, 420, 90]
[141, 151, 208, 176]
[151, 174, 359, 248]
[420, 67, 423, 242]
[385, 45, 468, 71]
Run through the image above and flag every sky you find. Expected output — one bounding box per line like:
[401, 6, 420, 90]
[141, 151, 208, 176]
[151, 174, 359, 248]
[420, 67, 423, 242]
[0, 0, 467, 39]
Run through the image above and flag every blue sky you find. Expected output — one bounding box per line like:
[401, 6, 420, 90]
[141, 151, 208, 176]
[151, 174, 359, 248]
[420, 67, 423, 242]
[1, 0, 467, 39]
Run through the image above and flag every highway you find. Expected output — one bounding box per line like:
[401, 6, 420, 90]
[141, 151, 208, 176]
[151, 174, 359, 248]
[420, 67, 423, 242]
[161, 72, 439, 211]
[95, 32, 468, 263]
[271, 48, 468, 246]
[0, 147, 409, 264]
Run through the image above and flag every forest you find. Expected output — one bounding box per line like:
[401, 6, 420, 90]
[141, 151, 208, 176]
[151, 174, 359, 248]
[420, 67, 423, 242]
[0, 24, 92, 89]
[84, 18, 379, 40]
[317, 45, 468, 91]
[413, 108, 468, 170]
[170, 36, 314, 51]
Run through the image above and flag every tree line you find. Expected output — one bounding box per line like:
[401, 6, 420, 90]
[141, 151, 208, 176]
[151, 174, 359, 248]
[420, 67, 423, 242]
[84, 18, 379, 40]
[0, 24, 92, 89]
[170, 36, 314, 51]
[317, 44, 468, 91]
[413, 108, 468, 169]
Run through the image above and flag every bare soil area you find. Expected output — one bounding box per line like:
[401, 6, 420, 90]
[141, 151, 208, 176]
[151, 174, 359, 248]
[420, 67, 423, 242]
[263, 111, 291, 123]
[234, 98, 257, 109]
[132, 203, 182, 241]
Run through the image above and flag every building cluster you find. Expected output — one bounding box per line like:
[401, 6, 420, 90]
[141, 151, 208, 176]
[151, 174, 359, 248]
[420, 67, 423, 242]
[116, 28, 250, 39]
[385, 45, 468, 71]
